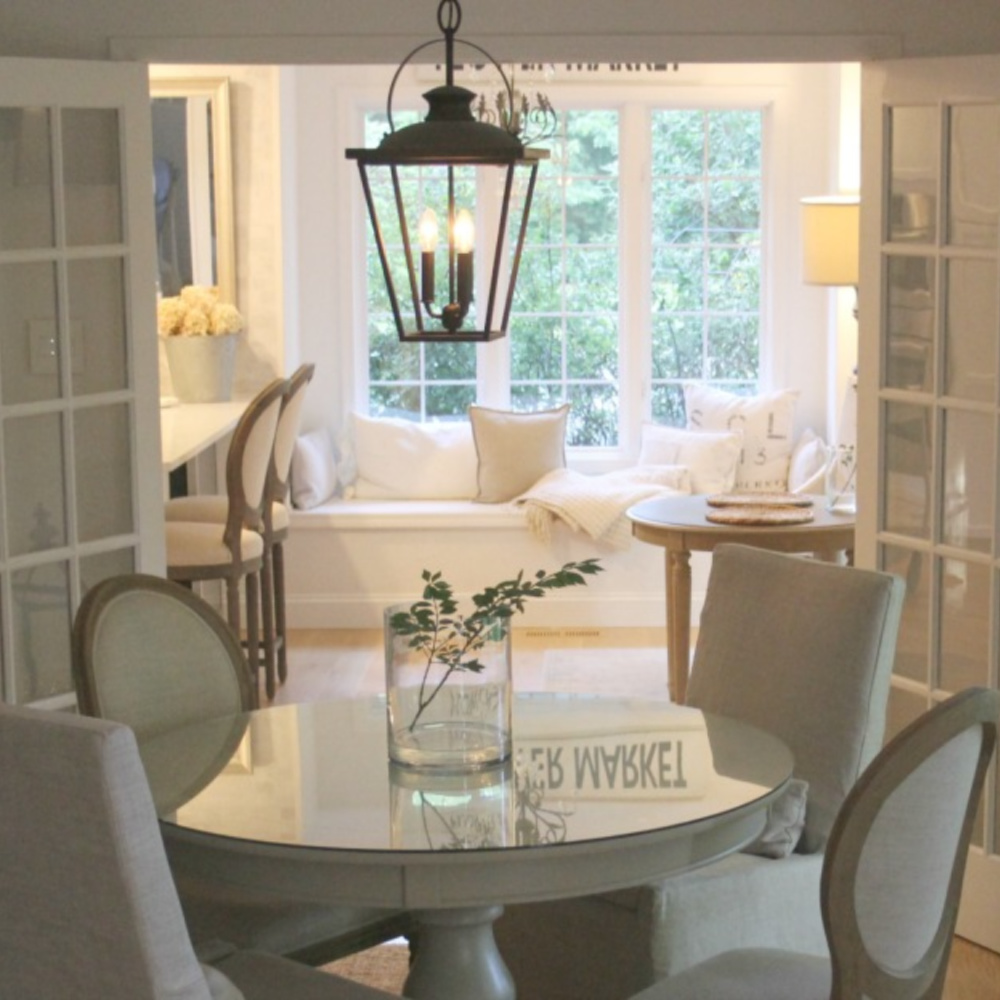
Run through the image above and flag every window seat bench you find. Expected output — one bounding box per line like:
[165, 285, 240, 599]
[283, 498, 711, 630]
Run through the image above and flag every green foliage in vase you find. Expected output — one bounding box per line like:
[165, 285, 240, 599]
[390, 559, 604, 731]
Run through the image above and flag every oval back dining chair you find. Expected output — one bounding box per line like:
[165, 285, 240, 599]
[0, 701, 398, 1000]
[165, 376, 287, 703]
[629, 686, 1000, 1000]
[71, 572, 411, 971]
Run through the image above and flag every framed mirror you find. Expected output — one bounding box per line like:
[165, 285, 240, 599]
[149, 75, 235, 302]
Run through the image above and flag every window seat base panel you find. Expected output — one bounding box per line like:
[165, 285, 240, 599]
[285, 500, 710, 629]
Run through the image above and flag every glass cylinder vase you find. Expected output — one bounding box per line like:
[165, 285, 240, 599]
[825, 442, 857, 515]
[384, 604, 512, 770]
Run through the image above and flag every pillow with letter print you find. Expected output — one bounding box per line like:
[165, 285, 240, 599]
[684, 384, 799, 492]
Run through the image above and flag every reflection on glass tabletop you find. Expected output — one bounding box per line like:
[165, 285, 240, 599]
[141, 693, 792, 854]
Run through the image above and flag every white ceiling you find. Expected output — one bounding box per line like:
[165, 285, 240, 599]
[3, 0, 1000, 65]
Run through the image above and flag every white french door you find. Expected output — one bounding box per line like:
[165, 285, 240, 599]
[861, 54, 1000, 951]
[0, 57, 164, 708]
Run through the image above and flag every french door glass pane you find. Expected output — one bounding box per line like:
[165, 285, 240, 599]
[947, 104, 1000, 249]
[888, 106, 938, 243]
[884, 255, 935, 392]
[4, 413, 67, 557]
[0, 107, 54, 250]
[881, 544, 930, 684]
[941, 407, 995, 553]
[11, 560, 71, 702]
[882, 400, 933, 539]
[62, 108, 122, 247]
[74, 403, 134, 541]
[80, 548, 135, 593]
[944, 258, 998, 403]
[0, 261, 60, 404]
[938, 557, 991, 692]
[67, 256, 129, 395]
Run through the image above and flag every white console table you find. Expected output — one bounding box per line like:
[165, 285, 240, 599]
[160, 400, 246, 496]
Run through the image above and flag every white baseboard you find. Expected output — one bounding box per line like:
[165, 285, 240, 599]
[286, 590, 707, 631]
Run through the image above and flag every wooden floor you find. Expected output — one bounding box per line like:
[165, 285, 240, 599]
[281, 627, 1000, 1000]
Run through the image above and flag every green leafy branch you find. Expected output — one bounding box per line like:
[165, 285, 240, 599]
[389, 559, 604, 732]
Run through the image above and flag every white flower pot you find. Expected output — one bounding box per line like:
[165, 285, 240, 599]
[164, 334, 238, 403]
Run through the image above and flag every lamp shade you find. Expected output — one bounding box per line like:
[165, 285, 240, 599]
[801, 195, 860, 286]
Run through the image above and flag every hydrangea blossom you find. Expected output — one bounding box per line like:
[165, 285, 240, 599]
[157, 284, 244, 336]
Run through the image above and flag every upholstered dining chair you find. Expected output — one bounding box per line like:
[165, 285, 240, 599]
[165, 377, 287, 703]
[493, 543, 906, 999]
[628, 686, 1000, 1000]
[0, 702, 397, 1000]
[72, 572, 410, 969]
[167, 364, 316, 697]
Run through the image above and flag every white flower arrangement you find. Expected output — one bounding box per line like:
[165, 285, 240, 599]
[157, 285, 244, 337]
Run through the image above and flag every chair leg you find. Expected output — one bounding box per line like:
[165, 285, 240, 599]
[273, 540, 288, 684]
[245, 571, 264, 703]
[260, 548, 277, 701]
[226, 577, 258, 709]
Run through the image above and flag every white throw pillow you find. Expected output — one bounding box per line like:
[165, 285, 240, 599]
[637, 424, 742, 495]
[469, 404, 569, 503]
[684, 384, 799, 492]
[744, 778, 809, 859]
[788, 427, 828, 495]
[290, 428, 338, 509]
[348, 413, 478, 499]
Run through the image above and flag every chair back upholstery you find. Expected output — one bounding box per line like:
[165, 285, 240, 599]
[823, 687, 999, 1000]
[224, 377, 287, 546]
[686, 544, 905, 852]
[73, 573, 253, 742]
[0, 704, 221, 1000]
[268, 363, 315, 509]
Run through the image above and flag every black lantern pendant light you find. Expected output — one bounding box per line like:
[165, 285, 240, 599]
[345, 0, 549, 342]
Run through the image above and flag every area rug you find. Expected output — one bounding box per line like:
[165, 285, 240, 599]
[323, 942, 408, 994]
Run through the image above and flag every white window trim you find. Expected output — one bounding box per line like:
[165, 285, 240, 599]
[325, 63, 844, 471]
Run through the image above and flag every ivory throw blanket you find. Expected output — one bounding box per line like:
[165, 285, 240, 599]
[514, 466, 690, 549]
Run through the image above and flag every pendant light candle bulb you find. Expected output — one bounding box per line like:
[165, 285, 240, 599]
[454, 209, 475, 253]
[418, 208, 439, 252]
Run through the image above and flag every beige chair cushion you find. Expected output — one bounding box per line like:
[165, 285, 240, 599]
[166, 522, 264, 568]
[166, 496, 290, 533]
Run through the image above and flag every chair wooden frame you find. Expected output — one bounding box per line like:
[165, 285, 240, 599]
[822, 686, 999, 999]
[72, 572, 255, 718]
[263, 363, 315, 690]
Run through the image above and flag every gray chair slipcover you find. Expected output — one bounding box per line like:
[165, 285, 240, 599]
[630, 686, 999, 999]
[0, 703, 397, 1000]
[493, 544, 906, 998]
[72, 573, 409, 967]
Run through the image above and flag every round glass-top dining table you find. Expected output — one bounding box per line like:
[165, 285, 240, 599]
[141, 693, 793, 1000]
